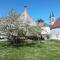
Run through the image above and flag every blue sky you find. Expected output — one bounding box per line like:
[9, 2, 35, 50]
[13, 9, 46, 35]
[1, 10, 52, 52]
[0, 0, 60, 23]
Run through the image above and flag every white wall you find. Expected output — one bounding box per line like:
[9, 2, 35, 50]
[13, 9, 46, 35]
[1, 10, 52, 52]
[50, 28, 60, 40]
[41, 27, 50, 34]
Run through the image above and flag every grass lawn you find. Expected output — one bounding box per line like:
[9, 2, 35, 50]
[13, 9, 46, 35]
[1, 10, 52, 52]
[0, 40, 60, 60]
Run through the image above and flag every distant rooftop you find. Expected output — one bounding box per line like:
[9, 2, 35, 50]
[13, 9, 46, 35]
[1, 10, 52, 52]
[51, 17, 60, 29]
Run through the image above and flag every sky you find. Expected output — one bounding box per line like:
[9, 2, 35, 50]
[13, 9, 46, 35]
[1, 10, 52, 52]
[0, 0, 60, 24]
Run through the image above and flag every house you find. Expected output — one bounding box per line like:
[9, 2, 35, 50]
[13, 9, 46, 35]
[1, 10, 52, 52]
[36, 20, 50, 40]
[50, 12, 60, 40]
[40, 23, 50, 40]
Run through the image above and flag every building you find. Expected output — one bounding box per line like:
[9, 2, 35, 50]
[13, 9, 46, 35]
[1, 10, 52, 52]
[17, 6, 36, 28]
[36, 19, 50, 40]
[50, 12, 60, 40]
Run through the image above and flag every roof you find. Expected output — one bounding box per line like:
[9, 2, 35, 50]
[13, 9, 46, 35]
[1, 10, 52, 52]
[52, 17, 60, 29]
[16, 6, 36, 26]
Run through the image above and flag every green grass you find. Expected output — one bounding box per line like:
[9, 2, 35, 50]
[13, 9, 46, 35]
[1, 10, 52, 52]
[0, 40, 60, 60]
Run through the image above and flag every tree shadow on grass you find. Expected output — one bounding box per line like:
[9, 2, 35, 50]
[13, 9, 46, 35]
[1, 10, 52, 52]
[15, 40, 45, 48]
[0, 40, 45, 48]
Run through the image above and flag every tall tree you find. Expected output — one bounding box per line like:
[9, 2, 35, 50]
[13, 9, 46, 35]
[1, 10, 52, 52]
[0, 9, 19, 32]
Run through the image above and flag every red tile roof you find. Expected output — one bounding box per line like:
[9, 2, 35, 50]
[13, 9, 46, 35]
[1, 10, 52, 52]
[52, 17, 60, 29]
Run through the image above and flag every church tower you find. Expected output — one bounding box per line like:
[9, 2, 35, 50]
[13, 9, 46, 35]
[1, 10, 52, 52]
[50, 11, 55, 26]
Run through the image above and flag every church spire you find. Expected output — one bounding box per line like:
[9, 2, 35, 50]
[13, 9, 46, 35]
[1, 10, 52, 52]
[49, 11, 54, 18]
[52, 11, 54, 17]
[50, 11, 55, 27]
[49, 12, 51, 18]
